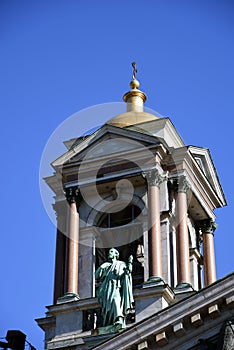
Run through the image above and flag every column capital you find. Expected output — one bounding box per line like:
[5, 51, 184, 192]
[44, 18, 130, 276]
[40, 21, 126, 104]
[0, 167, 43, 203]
[64, 186, 81, 206]
[200, 219, 217, 234]
[142, 168, 164, 187]
[172, 175, 191, 193]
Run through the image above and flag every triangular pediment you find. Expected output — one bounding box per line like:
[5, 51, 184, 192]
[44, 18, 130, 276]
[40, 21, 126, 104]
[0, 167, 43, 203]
[188, 145, 226, 206]
[52, 124, 167, 169]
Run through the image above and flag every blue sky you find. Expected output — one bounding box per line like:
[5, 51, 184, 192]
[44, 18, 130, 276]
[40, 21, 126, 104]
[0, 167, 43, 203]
[0, 1, 234, 349]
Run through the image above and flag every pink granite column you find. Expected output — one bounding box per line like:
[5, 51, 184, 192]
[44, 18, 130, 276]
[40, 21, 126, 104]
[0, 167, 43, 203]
[174, 176, 191, 287]
[201, 219, 217, 286]
[144, 169, 164, 282]
[64, 187, 80, 299]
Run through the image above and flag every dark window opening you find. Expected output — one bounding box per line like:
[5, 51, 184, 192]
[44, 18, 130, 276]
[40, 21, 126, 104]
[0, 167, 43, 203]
[169, 231, 175, 288]
[98, 205, 141, 228]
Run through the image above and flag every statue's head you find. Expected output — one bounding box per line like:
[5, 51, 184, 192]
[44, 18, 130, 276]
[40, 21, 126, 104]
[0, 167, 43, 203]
[108, 248, 119, 261]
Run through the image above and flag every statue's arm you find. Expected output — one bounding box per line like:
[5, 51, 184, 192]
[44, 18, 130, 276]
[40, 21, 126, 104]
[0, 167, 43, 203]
[95, 265, 103, 280]
[95, 262, 110, 280]
[126, 255, 133, 274]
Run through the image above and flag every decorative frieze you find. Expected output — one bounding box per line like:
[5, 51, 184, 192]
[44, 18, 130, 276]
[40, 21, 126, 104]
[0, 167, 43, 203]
[143, 168, 164, 187]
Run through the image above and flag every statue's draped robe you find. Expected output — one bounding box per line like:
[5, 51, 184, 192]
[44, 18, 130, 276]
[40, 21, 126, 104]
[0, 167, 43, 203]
[96, 260, 134, 327]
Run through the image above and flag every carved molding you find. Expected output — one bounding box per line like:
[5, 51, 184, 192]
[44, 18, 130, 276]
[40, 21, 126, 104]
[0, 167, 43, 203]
[172, 175, 191, 193]
[142, 168, 164, 187]
[200, 219, 217, 234]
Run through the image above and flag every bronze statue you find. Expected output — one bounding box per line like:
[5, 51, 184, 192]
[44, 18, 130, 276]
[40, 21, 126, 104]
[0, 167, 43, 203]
[95, 248, 134, 328]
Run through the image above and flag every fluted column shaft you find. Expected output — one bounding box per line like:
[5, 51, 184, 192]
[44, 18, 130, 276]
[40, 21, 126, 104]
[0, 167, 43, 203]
[201, 219, 217, 286]
[144, 169, 164, 281]
[174, 176, 191, 287]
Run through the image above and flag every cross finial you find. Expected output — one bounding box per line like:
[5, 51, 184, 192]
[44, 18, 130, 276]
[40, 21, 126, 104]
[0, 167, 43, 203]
[132, 61, 137, 80]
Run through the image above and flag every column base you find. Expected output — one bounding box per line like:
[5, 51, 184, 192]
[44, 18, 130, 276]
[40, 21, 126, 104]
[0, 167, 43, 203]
[175, 282, 193, 290]
[174, 283, 194, 301]
[143, 276, 165, 288]
[57, 292, 80, 304]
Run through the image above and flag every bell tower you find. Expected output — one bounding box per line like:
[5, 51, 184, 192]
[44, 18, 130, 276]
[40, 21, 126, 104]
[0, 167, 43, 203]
[37, 63, 226, 349]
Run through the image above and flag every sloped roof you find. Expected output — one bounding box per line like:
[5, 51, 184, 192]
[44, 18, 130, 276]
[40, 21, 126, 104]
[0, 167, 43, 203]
[90, 273, 234, 350]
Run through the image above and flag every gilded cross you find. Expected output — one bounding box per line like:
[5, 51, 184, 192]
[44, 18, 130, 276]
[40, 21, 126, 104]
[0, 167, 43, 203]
[132, 61, 137, 79]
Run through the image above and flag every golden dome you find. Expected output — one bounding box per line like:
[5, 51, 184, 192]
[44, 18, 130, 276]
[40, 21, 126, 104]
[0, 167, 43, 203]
[106, 111, 158, 127]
